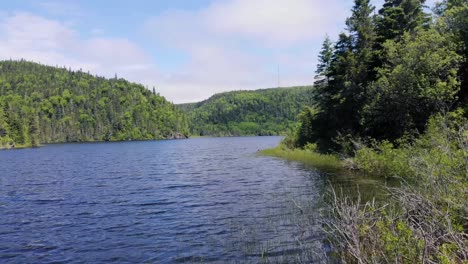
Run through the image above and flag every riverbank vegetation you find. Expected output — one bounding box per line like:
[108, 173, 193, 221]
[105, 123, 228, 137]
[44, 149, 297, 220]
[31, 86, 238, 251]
[0, 60, 189, 149]
[259, 144, 342, 173]
[178, 86, 314, 136]
[325, 112, 467, 263]
[263, 0, 467, 262]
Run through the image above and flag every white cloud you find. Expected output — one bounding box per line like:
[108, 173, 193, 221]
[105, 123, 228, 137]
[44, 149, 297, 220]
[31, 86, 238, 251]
[143, 0, 352, 102]
[205, 0, 347, 45]
[1, 12, 76, 51]
[0, 12, 159, 89]
[146, 0, 349, 47]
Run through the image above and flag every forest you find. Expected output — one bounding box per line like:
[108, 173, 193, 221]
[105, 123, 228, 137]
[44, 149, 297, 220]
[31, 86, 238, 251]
[0, 60, 189, 149]
[286, 0, 467, 152]
[266, 0, 468, 262]
[178, 86, 314, 136]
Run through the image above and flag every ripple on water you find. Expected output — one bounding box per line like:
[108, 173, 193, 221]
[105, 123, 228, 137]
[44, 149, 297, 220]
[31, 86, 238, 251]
[0, 137, 327, 263]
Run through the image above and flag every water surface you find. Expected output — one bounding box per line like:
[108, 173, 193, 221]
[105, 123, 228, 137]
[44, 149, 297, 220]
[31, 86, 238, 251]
[0, 137, 328, 263]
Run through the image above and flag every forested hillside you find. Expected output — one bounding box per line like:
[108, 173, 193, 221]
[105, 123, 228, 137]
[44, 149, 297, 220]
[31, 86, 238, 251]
[178, 86, 315, 136]
[0, 60, 188, 149]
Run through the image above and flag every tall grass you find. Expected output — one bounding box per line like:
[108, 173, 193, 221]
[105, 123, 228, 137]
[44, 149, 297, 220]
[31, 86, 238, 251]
[259, 146, 342, 173]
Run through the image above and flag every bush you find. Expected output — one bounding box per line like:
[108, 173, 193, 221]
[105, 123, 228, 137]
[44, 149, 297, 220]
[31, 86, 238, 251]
[354, 140, 413, 179]
[280, 126, 300, 149]
[0, 135, 14, 149]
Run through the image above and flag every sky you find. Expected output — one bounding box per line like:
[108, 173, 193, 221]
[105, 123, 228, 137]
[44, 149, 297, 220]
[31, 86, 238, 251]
[0, 0, 438, 103]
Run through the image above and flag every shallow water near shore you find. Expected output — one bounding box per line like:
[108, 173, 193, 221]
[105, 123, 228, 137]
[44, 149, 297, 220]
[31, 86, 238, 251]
[0, 136, 381, 263]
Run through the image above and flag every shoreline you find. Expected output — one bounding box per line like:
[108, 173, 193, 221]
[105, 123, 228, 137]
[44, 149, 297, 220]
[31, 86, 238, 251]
[258, 146, 343, 173]
[0, 136, 190, 151]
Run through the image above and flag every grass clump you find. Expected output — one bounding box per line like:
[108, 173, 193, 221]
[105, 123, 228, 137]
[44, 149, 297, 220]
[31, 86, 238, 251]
[259, 144, 342, 172]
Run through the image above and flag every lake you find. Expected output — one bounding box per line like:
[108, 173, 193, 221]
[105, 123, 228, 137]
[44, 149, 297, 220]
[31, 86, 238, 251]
[0, 137, 330, 263]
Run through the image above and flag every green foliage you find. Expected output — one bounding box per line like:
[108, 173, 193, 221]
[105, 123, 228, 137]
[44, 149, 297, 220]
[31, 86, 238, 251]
[328, 117, 467, 261]
[292, 0, 467, 153]
[178, 86, 314, 136]
[292, 1, 468, 261]
[306, 0, 378, 152]
[0, 60, 188, 148]
[355, 140, 413, 179]
[375, 0, 430, 42]
[356, 110, 467, 182]
[378, 220, 424, 261]
[438, 0, 468, 102]
[332, 112, 468, 262]
[314, 36, 334, 86]
[296, 107, 316, 147]
[280, 126, 300, 149]
[364, 28, 461, 140]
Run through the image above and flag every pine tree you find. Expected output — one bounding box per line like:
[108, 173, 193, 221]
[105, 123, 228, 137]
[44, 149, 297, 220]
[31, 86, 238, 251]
[314, 36, 334, 86]
[305, 0, 378, 151]
[376, 0, 429, 42]
[347, 0, 376, 51]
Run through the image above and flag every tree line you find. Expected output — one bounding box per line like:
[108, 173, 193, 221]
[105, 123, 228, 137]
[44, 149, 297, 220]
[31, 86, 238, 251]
[178, 86, 315, 136]
[292, 0, 467, 153]
[0, 60, 188, 149]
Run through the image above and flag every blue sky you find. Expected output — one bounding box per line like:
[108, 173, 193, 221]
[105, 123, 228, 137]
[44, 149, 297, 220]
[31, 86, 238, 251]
[0, 0, 437, 103]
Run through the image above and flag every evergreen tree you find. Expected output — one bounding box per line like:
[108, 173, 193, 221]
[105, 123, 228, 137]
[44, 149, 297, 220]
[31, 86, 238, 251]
[309, 0, 377, 151]
[314, 36, 334, 86]
[376, 0, 429, 42]
[310, 33, 354, 151]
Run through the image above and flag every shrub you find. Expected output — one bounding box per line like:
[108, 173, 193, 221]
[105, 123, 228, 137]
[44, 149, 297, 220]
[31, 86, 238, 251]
[354, 140, 413, 179]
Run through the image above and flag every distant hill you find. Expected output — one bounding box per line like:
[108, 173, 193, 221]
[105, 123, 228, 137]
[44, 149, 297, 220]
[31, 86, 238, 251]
[0, 60, 188, 149]
[178, 86, 315, 136]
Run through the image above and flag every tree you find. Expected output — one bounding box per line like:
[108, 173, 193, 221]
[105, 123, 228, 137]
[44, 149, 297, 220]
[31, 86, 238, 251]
[297, 107, 316, 147]
[308, 0, 377, 151]
[314, 36, 334, 86]
[375, 0, 429, 42]
[437, 0, 468, 102]
[363, 28, 461, 140]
